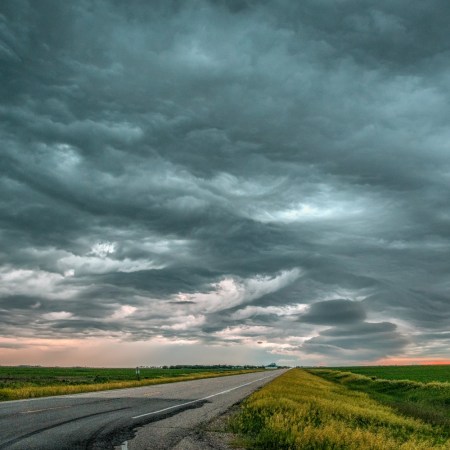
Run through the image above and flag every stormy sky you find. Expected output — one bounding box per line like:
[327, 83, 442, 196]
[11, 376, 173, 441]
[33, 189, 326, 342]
[1, 0, 449, 367]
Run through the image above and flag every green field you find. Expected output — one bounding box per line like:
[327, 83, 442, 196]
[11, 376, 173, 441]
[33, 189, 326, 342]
[0, 366, 235, 388]
[328, 365, 450, 383]
[0, 366, 261, 401]
[232, 369, 450, 449]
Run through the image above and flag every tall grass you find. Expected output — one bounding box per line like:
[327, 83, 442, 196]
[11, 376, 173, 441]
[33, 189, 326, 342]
[232, 369, 449, 449]
[0, 369, 259, 401]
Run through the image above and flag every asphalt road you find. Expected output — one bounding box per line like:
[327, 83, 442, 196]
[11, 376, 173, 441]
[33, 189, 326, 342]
[0, 370, 286, 450]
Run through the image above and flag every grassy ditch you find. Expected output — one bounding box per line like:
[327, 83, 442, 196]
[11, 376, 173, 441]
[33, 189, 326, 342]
[231, 369, 449, 449]
[0, 367, 262, 401]
[309, 368, 450, 430]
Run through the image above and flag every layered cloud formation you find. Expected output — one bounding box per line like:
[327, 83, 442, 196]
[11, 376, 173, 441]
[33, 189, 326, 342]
[1, 0, 449, 366]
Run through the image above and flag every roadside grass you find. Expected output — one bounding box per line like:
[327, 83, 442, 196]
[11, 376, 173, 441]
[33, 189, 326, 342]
[231, 369, 449, 449]
[0, 368, 262, 401]
[309, 368, 450, 430]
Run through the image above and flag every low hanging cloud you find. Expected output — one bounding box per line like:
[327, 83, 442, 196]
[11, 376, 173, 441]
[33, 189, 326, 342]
[299, 299, 367, 325]
[297, 300, 411, 362]
[302, 321, 411, 362]
[1, 0, 449, 366]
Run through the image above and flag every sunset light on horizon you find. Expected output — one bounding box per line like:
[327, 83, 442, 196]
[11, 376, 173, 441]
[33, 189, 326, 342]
[1, 0, 449, 368]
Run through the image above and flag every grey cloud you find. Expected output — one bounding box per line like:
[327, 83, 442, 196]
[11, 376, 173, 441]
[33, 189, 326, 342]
[320, 322, 396, 337]
[168, 301, 196, 305]
[300, 300, 366, 325]
[0, 342, 26, 349]
[1, 0, 449, 365]
[302, 321, 410, 362]
[364, 289, 450, 329]
[0, 295, 43, 309]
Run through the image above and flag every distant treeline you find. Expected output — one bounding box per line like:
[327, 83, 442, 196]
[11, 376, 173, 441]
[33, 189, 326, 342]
[156, 364, 289, 369]
[158, 364, 266, 369]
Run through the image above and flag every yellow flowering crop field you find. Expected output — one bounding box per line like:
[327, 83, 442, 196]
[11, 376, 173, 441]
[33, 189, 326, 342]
[232, 368, 449, 449]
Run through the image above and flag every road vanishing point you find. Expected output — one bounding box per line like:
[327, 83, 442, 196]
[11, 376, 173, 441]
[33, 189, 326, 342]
[0, 369, 286, 450]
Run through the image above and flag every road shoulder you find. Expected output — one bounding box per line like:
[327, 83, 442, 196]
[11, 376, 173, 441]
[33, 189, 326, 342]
[172, 404, 245, 450]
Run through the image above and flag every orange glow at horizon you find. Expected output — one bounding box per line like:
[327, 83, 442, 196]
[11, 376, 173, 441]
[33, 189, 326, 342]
[373, 356, 450, 366]
[0, 336, 263, 367]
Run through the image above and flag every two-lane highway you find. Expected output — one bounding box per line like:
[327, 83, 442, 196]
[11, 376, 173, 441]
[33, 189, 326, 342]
[0, 370, 286, 450]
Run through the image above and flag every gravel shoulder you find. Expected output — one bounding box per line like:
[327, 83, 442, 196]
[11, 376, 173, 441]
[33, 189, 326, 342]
[172, 404, 245, 450]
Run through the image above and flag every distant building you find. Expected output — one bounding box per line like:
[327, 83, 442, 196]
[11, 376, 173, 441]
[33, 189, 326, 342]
[265, 363, 278, 369]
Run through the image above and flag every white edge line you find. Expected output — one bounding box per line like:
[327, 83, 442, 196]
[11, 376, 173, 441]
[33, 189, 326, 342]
[132, 375, 272, 420]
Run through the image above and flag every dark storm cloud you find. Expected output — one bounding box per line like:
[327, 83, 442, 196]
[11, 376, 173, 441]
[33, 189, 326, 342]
[1, 0, 449, 364]
[302, 321, 410, 361]
[300, 299, 366, 325]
